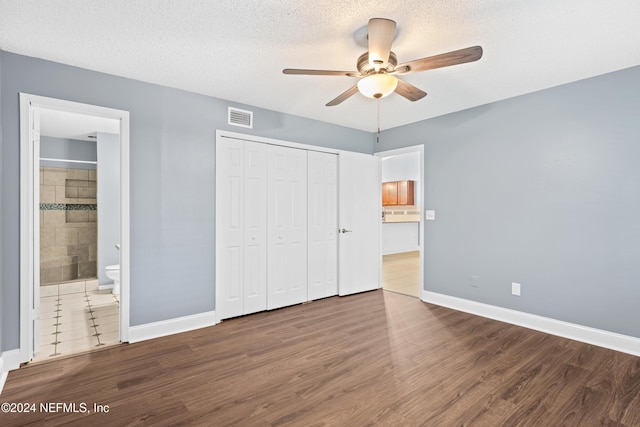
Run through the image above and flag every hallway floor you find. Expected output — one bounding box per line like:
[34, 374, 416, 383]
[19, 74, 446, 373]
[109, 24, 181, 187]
[33, 280, 120, 363]
[382, 250, 420, 297]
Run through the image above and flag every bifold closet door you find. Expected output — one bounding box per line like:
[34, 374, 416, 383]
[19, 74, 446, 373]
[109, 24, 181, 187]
[267, 145, 308, 310]
[307, 151, 338, 300]
[216, 138, 267, 320]
[243, 141, 268, 315]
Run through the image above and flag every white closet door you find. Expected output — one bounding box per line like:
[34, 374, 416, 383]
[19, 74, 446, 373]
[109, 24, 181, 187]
[243, 141, 268, 314]
[267, 145, 308, 309]
[215, 138, 245, 319]
[308, 151, 338, 300]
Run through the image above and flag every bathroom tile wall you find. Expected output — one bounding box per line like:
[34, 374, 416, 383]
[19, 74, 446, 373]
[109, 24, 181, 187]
[40, 167, 98, 285]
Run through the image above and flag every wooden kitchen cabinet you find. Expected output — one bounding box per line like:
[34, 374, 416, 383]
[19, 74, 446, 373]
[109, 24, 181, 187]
[382, 180, 414, 206]
[382, 181, 398, 206]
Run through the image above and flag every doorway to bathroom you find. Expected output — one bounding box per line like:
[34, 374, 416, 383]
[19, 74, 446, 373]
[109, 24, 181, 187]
[19, 94, 131, 364]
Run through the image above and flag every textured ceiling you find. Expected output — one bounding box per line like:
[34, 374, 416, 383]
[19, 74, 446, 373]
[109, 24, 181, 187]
[1, 0, 639, 132]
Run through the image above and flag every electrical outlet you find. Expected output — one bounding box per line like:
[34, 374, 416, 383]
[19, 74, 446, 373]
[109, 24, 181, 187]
[470, 275, 479, 288]
[425, 210, 435, 220]
[512, 282, 521, 296]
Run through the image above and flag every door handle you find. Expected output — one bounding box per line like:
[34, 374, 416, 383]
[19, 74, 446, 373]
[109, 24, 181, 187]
[339, 228, 352, 234]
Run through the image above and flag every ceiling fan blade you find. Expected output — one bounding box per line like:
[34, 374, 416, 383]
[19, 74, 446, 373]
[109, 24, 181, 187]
[326, 85, 360, 106]
[395, 46, 483, 74]
[283, 68, 359, 77]
[395, 79, 427, 102]
[368, 18, 396, 66]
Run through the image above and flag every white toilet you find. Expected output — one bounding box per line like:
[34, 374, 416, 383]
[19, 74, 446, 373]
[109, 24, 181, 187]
[105, 264, 120, 295]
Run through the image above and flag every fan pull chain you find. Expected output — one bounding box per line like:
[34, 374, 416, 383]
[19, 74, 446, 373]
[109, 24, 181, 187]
[376, 99, 381, 144]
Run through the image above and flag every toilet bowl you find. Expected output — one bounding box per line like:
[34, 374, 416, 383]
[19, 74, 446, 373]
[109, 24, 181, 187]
[105, 264, 120, 295]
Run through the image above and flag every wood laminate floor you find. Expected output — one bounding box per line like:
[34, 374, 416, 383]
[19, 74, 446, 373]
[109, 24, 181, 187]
[3, 290, 639, 426]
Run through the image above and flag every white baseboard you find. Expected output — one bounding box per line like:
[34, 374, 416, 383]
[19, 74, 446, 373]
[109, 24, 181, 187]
[128, 311, 217, 343]
[0, 349, 22, 395]
[422, 291, 640, 357]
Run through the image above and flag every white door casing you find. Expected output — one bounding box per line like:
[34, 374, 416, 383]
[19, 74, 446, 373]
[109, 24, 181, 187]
[19, 93, 130, 363]
[338, 151, 381, 296]
[267, 145, 308, 310]
[308, 151, 338, 301]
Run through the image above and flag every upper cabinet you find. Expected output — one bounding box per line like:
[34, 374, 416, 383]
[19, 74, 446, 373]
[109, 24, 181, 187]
[382, 180, 414, 206]
[382, 181, 398, 206]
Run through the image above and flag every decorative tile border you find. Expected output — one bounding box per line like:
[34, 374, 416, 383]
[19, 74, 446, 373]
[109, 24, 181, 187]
[40, 203, 97, 211]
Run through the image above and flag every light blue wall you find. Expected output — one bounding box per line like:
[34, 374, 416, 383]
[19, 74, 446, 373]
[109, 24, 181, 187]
[376, 65, 640, 338]
[96, 132, 120, 285]
[40, 136, 97, 170]
[0, 51, 374, 350]
[0, 49, 3, 353]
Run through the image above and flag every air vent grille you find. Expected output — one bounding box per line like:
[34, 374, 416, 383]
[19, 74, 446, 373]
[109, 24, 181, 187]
[228, 107, 253, 129]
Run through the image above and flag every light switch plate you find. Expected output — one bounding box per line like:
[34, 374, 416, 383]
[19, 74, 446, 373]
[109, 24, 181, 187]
[425, 210, 435, 220]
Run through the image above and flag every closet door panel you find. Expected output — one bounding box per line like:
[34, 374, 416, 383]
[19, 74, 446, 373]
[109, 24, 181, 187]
[215, 139, 245, 319]
[267, 145, 307, 309]
[308, 151, 338, 300]
[243, 141, 267, 314]
[288, 150, 308, 304]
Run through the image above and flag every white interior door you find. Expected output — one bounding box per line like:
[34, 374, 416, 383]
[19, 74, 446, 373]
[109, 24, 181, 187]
[308, 151, 338, 300]
[338, 150, 381, 296]
[267, 145, 308, 309]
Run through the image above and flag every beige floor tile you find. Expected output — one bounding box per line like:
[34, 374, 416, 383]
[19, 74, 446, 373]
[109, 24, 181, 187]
[40, 298, 59, 307]
[95, 312, 119, 325]
[56, 323, 96, 340]
[56, 317, 93, 332]
[87, 291, 117, 300]
[382, 251, 420, 297]
[40, 285, 59, 297]
[39, 331, 59, 347]
[58, 292, 87, 304]
[92, 307, 119, 320]
[98, 331, 120, 345]
[40, 307, 60, 318]
[95, 320, 119, 334]
[86, 279, 99, 291]
[32, 344, 59, 361]
[59, 281, 86, 295]
[56, 336, 100, 355]
[40, 321, 58, 334]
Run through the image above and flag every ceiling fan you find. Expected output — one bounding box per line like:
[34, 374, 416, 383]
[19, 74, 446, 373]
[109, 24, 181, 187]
[283, 18, 483, 106]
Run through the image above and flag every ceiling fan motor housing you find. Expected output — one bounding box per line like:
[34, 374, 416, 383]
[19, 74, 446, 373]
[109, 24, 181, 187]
[357, 51, 398, 76]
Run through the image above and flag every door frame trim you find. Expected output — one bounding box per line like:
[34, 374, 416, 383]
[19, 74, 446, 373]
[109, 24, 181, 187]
[19, 93, 131, 362]
[374, 145, 425, 299]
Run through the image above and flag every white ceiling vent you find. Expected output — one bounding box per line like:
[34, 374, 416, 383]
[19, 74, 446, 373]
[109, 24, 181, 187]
[228, 107, 253, 129]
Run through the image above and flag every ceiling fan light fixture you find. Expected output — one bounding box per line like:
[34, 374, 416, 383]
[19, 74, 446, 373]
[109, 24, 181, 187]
[357, 74, 398, 99]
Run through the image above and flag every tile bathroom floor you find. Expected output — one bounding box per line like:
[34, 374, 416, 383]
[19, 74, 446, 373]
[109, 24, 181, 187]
[33, 279, 120, 363]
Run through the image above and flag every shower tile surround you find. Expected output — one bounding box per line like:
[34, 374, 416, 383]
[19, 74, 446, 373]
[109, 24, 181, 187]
[34, 280, 120, 363]
[40, 167, 98, 284]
